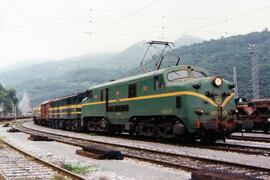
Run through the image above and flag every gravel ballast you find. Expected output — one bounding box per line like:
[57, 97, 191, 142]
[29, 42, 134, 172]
[0, 124, 190, 180]
[22, 120, 270, 169]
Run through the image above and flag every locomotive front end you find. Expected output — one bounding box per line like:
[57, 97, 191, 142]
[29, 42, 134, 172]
[190, 77, 236, 141]
[166, 66, 236, 142]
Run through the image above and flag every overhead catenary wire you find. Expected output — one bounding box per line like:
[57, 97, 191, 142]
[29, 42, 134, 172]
[3, 1, 270, 67]
[167, 4, 270, 39]
[6, 2, 268, 37]
[55, 2, 270, 61]
[93, 0, 159, 34]
[54, 0, 159, 60]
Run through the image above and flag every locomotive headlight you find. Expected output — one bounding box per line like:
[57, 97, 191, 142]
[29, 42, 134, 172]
[195, 108, 204, 115]
[213, 77, 223, 87]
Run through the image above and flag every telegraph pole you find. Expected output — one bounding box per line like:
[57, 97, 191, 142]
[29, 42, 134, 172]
[85, 8, 93, 36]
[13, 102, 17, 120]
[233, 66, 238, 99]
[248, 44, 259, 99]
[0, 102, 3, 116]
[162, 16, 165, 40]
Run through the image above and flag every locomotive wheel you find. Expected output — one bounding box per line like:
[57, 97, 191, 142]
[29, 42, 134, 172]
[96, 119, 110, 133]
[137, 122, 154, 137]
[70, 120, 76, 131]
[89, 124, 96, 131]
[157, 123, 175, 139]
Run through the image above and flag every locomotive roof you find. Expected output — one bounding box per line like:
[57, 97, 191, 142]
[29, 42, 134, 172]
[51, 94, 77, 102]
[50, 92, 85, 103]
[40, 100, 51, 105]
[89, 65, 208, 90]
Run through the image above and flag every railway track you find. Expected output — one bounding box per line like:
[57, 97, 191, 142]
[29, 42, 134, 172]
[0, 139, 85, 180]
[0, 116, 32, 121]
[97, 133, 270, 156]
[10, 120, 270, 179]
[229, 135, 270, 143]
[16, 120, 270, 157]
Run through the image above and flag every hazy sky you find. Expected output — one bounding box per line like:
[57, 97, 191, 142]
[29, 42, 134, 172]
[0, 0, 269, 69]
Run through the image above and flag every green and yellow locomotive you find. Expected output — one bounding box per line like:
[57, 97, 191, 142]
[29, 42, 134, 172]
[34, 65, 236, 142]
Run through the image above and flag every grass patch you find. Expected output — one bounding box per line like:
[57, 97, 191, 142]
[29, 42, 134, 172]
[51, 173, 72, 180]
[61, 163, 96, 175]
[88, 132, 97, 136]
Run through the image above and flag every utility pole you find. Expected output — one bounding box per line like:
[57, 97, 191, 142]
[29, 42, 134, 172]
[162, 16, 165, 40]
[85, 8, 93, 36]
[13, 102, 16, 120]
[0, 102, 3, 116]
[248, 44, 259, 99]
[233, 66, 238, 99]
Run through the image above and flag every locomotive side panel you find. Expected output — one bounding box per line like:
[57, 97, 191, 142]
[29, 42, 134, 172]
[81, 65, 236, 141]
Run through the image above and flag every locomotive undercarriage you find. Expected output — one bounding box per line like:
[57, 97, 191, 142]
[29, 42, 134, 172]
[130, 116, 186, 139]
[35, 118, 81, 131]
[35, 115, 232, 143]
[82, 116, 189, 139]
[81, 115, 232, 142]
[195, 118, 236, 143]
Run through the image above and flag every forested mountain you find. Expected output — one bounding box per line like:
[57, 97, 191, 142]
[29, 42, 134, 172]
[103, 36, 203, 70]
[0, 83, 17, 115]
[0, 32, 269, 106]
[174, 30, 270, 99]
[173, 35, 203, 48]
[106, 30, 270, 100]
[103, 40, 146, 70]
[142, 30, 270, 99]
[0, 53, 115, 85]
[0, 53, 116, 105]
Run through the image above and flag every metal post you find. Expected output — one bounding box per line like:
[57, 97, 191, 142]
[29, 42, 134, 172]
[13, 102, 17, 120]
[233, 66, 238, 99]
[248, 44, 259, 99]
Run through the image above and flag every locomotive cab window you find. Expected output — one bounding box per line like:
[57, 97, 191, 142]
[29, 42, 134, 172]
[154, 76, 163, 90]
[167, 70, 189, 81]
[128, 83, 137, 98]
[192, 70, 206, 78]
[85, 90, 93, 99]
[100, 90, 104, 101]
[67, 98, 71, 104]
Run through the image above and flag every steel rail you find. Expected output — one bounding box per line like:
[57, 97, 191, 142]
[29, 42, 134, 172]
[16, 120, 270, 156]
[0, 138, 85, 180]
[229, 135, 270, 143]
[11, 120, 270, 179]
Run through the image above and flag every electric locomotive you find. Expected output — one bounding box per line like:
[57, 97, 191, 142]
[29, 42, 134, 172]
[34, 65, 236, 142]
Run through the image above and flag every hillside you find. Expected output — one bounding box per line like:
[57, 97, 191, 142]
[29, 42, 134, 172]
[17, 67, 120, 105]
[143, 30, 270, 99]
[0, 35, 201, 106]
[103, 35, 203, 70]
[175, 31, 270, 99]
[0, 83, 17, 115]
[104, 40, 146, 70]
[1, 32, 269, 106]
[173, 35, 204, 48]
[0, 53, 115, 86]
[0, 53, 116, 105]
